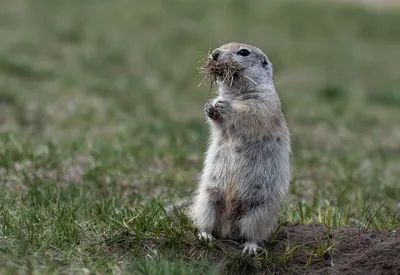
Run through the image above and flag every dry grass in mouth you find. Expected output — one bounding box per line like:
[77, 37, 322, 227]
[197, 55, 242, 89]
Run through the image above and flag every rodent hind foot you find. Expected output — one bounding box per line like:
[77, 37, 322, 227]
[198, 232, 215, 243]
[241, 242, 261, 255]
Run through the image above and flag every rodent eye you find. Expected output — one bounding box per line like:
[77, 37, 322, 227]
[237, 49, 250, 56]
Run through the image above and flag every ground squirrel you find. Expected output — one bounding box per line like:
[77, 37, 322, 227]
[190, 42, 291, 254]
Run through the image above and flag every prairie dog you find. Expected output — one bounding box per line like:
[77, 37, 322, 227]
[190, 42, 291, 254]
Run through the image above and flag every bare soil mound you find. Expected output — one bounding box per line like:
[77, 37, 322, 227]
[278, 222, 400, 275]
[184, 222, 400, 274]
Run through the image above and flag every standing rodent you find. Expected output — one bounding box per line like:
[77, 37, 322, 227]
[190, 42, 291, 254]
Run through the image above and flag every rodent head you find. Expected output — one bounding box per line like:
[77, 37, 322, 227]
[202, 42, 274, 94]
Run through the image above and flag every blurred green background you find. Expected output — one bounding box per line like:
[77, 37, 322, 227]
[0, 0, 399, 273]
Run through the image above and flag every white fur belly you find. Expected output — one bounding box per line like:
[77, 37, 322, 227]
[202, 142, 237, 189]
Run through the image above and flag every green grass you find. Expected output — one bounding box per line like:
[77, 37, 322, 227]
[0, 0, 400, 274]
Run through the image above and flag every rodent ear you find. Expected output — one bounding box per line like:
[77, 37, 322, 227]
[262, 56, 269, 67]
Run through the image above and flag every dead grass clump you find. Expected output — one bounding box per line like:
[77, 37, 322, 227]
[198, 55, 242, 89]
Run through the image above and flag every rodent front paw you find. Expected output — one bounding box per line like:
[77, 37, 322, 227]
[205, 103, 220, 120]
[214, 100, 231, 114]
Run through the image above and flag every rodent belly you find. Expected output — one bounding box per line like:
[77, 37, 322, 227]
[207, 145, 247, 239]
[207, 146, 238, 187]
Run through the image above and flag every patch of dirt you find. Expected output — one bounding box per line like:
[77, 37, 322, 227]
[31, 154, 92, 183]
[1, 154, 92, 188]
[186, 222, 400, 274]
[278, 222, 400, 275]
[58, 154, 90, 182]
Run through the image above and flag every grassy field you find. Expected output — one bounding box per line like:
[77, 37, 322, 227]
[0, 0, 400, 274]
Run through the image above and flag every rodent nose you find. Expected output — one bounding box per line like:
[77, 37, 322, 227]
[211, 50, 220, 61]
